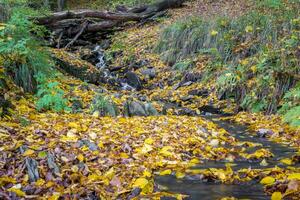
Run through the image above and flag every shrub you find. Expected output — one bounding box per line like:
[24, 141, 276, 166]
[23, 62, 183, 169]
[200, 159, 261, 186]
[279, 84, 300, 127]
[35, 74, 70, 112]
[0, 0, 52, 92]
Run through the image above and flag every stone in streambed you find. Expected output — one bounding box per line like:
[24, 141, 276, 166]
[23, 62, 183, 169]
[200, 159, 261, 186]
[125, 71, 142, 90]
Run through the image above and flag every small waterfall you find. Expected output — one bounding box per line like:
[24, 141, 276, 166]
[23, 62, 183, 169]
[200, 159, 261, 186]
[93, 45, 106, 69]
[93, 45, 134, 91]
[121, 82, 135, 91]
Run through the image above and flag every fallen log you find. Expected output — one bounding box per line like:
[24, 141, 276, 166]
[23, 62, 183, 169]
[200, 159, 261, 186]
[34, 0, 186, 48]
[51, 48, 105, 84]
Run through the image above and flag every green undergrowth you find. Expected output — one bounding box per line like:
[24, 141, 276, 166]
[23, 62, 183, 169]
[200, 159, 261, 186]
[0, 0, 52, 92]
[0, 0, 70, 113]
[156, 0, 300, 126]
[35, 73, 70, 112]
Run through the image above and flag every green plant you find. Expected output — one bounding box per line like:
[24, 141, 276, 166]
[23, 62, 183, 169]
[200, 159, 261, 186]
[35, 74, 70, 112]
[0, 0, 52, 92]
[156, 0, 300, 117]
[279, 84, 300, 127]
[283, 106, 300, 127]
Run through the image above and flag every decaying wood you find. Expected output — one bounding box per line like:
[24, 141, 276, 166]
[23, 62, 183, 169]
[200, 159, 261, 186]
[51, 48, 105, 84]
[34, 0, 186, 48]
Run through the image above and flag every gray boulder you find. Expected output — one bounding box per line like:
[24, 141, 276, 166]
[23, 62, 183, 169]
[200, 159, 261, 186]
[125, 71, 142, 90]
[124, 100, 158, 117]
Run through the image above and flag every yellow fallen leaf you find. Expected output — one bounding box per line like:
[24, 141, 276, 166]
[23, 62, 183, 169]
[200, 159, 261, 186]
[88, 173, 102, 182]
[160, 169, 172, 176]
[120, 152, 129, 159]
[175, 172, 185, 179]
[260, 176, 275, 185]
[159, 146, 173, 157]
[189, 158, 200, 164]
[77, 154, 84, 162]
[23, 149, 35, 156]
[49, 193, 60, 200]
[60, 130, 78, 142]
[145, 137, 154, 145]
[288, 173, 300, 180]
[141, 144, 153, 154]
[0, 176, 16, 186]
[68, 122, 79, 129]
[132, 178, 148, 189]
[7, 188, 26, 197]
[271, 192, 282, 200]
[35, 179, 45, 186]
[143, 170, 152, 178]
[104, 167, 115, 180]
[280, 158, 292, 165]
[71, 165, 79, 173]
[98, 141, 104, 148]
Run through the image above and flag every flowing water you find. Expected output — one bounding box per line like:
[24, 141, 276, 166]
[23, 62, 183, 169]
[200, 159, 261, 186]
[156, 114, 297, 200]
[94, 45, 107, 69]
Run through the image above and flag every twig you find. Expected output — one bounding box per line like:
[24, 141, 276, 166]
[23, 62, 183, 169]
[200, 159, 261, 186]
[65, 20, 88, 49]
[56, 31, 64, 49]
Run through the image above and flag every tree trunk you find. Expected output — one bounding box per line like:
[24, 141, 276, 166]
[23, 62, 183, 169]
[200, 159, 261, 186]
[35, 0, 186, 48]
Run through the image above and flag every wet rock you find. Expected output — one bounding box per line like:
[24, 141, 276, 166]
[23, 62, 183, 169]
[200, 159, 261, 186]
[0, 78, 8, 89]
[78, 139, 98, 151]
[125, 71, 142, 90]
[71, 98, 83, 113]
[0, 94, 12, 117]
[124, 100, 158, 117]
[130, 59, 149, 70]
[19, 146, 39, 182]
[181, 81, 193, 87]
[181, 95, 193, 102]
[47, 153, 60, 175]
[127, 188, 141, 200]
[145, 103, 159, 116]
[257, 129, 274, 138]
[173, 81, 193, 90]
[90, 94, 118, 117]
[199, 105, 222, 114]
[25, 158, 39, 182]
[99, 39, 111, 50]
[141, 68, 156, 79]
[138, 95, 147, 102]
[188, 89, 209, 97]
[124, 100, 147, 117]
[181, 72, 202, 83]
[176, 108, 196, 116]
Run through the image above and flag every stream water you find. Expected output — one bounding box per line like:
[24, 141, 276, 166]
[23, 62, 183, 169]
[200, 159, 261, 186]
[92, 46, 296, 199]
[155, 114, 297, 200]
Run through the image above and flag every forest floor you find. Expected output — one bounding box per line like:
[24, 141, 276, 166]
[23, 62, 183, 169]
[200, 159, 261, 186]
[1, 0, 300, 199]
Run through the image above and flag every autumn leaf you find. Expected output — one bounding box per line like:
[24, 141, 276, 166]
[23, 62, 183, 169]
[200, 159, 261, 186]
[288, 173, 300, 180]
[271, 192, 282, 200]
[280, 158, 293, 165]
[159, 169, 172, 176]
[132, 178, 149, 189]
[260, 176, 275, 185]
[7, 187, 26, 197]
[23, 149, 35, 156]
